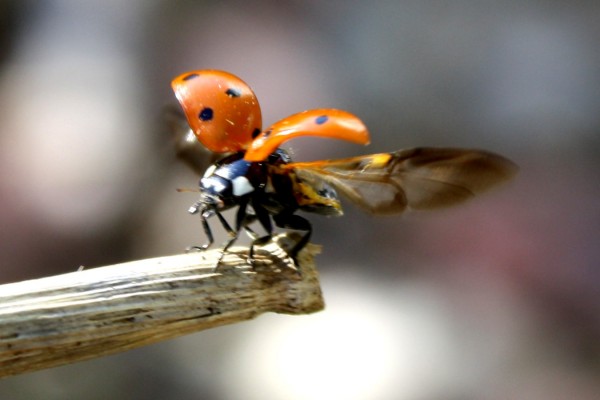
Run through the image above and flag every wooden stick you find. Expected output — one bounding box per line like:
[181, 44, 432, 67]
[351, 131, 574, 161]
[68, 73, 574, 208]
[0, 234, 323, 378]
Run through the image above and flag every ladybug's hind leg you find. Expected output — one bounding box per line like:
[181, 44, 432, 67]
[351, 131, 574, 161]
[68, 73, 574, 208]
[273, 212, 312, 261]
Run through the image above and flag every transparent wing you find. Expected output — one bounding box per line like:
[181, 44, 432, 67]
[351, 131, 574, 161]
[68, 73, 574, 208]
[285, 147, 518, 215]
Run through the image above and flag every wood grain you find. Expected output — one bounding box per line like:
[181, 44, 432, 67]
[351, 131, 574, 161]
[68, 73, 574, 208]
[0, 235, 323, 377]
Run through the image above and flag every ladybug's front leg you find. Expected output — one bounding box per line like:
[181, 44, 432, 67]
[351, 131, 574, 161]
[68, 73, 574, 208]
[187, 205, 215, 251]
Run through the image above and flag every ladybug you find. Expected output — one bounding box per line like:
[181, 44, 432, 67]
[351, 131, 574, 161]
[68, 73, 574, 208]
[171, 70, 517, 262]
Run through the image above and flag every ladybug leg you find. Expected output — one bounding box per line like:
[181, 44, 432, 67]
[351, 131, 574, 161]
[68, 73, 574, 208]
[187, 206, 215, 251]
[241, 210, 260, 240]
[273, 212, 312, 260]
[198, 212, 214, 249]
[215, 199, 249, 265]
[186, 204, 241, 267]
[244, 225, 259, 240]
[248, 201, 274, 265]
[216, 210, 236, 238]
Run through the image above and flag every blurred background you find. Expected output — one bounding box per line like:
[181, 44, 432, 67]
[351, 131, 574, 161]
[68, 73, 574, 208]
[0, 1, 598, 399]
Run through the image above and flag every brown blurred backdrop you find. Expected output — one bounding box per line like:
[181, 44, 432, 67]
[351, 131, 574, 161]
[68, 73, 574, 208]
[0, 1, 598, 399]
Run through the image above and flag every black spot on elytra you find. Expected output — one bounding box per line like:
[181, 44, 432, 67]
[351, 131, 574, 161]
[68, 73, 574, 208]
[199, 107, 213, 121]
[252, 128, 261, 138]
[226, 88, 242, 98]
[183, 73, 199, 81]
[315, 115, 328, 125]
[263, 129, 272, 137]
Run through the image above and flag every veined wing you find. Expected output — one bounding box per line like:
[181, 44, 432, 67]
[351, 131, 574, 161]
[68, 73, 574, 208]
[284, 147, 518, 215]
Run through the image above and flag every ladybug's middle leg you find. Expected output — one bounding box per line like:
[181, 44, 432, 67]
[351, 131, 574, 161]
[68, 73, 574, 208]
[217, 199, 249, 259]
[247, 200, 274, 264]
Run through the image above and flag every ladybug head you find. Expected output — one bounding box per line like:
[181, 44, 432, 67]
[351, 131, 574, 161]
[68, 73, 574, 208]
[198, 155, 260, 210]
[171, 70, 263, 153]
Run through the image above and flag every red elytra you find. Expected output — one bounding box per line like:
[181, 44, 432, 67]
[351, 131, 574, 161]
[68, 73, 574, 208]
[171, 70, 262, 153]
[171, 70, 370, 159]
[244, 109, 370, 162]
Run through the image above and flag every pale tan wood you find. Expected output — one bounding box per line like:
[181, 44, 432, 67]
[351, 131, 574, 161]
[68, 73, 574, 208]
[0, 235, 323, 377]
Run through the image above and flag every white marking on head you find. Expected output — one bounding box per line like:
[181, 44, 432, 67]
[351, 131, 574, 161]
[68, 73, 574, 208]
[203, 164, 217, 178]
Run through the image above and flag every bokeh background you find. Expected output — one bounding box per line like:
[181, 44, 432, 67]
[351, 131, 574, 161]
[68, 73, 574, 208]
[0, 1, 598, 399]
